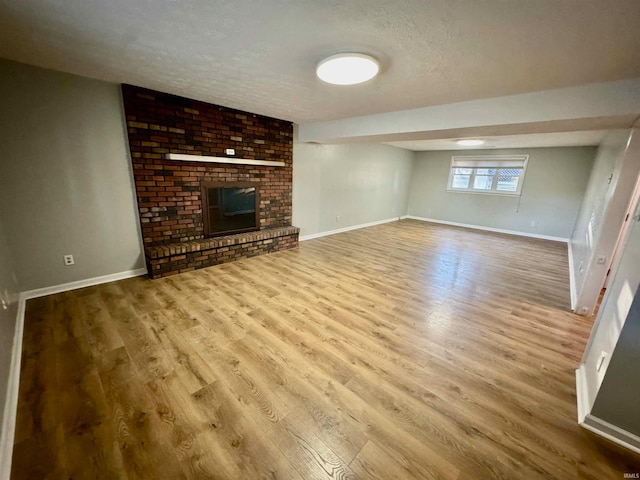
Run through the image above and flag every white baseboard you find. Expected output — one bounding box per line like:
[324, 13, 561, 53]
[581, 413, 640, 455]
[404, 216, 570, 243]
[300, 217, 401, 241]
[21, 267, 147, 300]
[568, 241, 578, 311]
[575, 364, 590, 423]
[0, 295, 26, 480]
[576, 364, 640, 455]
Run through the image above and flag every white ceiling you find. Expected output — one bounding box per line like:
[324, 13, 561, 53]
[385, 131, 609, 151]
[1, 0, 639, 127]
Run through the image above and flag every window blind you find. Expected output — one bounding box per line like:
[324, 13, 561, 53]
[451, 155, 528, 168]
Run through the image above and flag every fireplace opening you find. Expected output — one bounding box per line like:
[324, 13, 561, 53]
[201, 182, 259, 237]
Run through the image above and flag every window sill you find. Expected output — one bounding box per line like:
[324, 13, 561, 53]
[446, 188, 522, 197]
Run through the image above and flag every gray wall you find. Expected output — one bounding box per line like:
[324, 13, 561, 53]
[292, 142, 414, 238]
[0, 60, 145, 291]
[407, 147, 596, 239]
[0, 216, 20, 454]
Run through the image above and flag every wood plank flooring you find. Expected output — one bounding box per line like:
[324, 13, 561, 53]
[11, 219, 640, 479]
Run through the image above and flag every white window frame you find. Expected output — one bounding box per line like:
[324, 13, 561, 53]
[447, 155, 529, 196]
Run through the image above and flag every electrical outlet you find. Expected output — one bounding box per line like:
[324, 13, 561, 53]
[530, 220, 536, 227]
[336, 215, 340, 222]
[225, 148, 235, 155]
[64, 254, 75, 266]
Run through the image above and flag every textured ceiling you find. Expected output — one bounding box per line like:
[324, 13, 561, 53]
[1, 0, 639, 124]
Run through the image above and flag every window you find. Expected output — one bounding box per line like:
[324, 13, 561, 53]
[447, 155, 528, 195]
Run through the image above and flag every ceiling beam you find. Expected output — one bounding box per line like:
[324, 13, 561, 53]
[297, 78, 640, 144]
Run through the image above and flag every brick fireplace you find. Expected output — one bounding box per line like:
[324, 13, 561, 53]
[122, 85, 299, 278]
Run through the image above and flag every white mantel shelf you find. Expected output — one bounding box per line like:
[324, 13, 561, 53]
[166, 153, 285, 167]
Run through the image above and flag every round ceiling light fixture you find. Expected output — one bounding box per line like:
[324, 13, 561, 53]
[456, 139, 485, 146]
[316, 53, 379, 85]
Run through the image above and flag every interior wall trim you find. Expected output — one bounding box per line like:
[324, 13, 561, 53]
[581, 413, 640, 456]
[575, 364, 591, 424]
[576, 345, 640, 456]
[0, 295, 26, 480]
[405, 216, 570, 243]
[568, 241, 578, 311]
[21, 268, 147, 300]
[300, 217, 401, 241]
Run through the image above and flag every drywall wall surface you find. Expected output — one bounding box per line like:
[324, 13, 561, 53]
[292, 142, 413, 238]
[590, 226, 640, 434]
[0, 60, 144, 291]
[571, 130, 640, 316]
[0, 215, 20, 465]
[571, 130, 633, 303]
[578, 169, 640, 415]
[407, 147, 595, 239]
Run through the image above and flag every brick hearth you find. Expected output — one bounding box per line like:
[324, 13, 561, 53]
[145, 226, 299, 278]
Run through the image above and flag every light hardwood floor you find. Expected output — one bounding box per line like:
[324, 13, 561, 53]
[11, 220, 640, 479]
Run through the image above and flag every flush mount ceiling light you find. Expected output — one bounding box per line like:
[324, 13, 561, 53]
[456, 139, 485, 146]
[316, 53, 379, 85]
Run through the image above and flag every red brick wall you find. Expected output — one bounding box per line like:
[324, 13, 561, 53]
[122, 85, 293, 247]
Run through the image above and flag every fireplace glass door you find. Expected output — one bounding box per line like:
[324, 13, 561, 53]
[201, 182, 259, 237]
